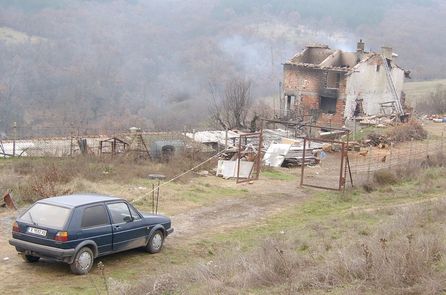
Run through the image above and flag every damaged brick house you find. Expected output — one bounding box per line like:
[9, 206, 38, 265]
[281, 40, 410, 127]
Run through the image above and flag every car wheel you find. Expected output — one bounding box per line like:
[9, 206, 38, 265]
[146, 230, 164, 254]
[70, 247, 94, 275]
[22, 254, 40, 263]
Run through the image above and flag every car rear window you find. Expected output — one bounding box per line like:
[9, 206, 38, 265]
[21, 203, 71, 229]
[81, 205, 109, 228]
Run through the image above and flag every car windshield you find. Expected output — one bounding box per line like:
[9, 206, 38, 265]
[21, 203, 71, 229]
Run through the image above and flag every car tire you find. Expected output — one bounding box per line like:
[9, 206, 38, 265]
[146, 230, 164, 254]
[22, 254, 40, 263]
[70, 247, 94, 275]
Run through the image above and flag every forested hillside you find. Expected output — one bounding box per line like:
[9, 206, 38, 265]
[0, 0, 444, 134]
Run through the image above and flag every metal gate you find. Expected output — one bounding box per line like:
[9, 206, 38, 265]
[299, 137, 352, 191]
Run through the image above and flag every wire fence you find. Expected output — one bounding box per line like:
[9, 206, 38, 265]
[297, 128, 445, 190]
[349, 134, 445, 185]
[0, 124, 224, 159]
[2, 122, 445, 190]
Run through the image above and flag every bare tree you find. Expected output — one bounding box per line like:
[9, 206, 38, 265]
[209, 78, 253, 129]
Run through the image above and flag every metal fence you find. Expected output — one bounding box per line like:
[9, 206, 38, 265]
[297, 130, 445, 191]
[2, 122, 445, 189]
[349, 134, 445, 185]
[299, 137, 351, 191]
[0, 124, 220, 159]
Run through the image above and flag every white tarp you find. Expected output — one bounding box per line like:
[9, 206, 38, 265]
[186, 131, 239, 146]
[217, 160, 254, 179]
[263, 144, 291, 167]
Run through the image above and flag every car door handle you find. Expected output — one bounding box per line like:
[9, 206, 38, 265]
[114, 225, 120, 230]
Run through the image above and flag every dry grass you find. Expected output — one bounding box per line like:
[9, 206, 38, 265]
[373, 169, 398, 185]
[361, 151, 446, 192]
[1, 153, 216, 203]
[119, 162, 446, 295]
[123, 198, 446, 295]
[125, 238, 305, 295]
[311, 204, 446, 294]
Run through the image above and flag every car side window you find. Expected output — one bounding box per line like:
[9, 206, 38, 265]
[107, 202, 131, 224]
[128, 205, 141, 221]
[81, 205, 109, 228]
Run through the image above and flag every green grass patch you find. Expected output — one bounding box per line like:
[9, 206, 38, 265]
[350, 126, 383, 141]
[163, 181, 248, 205]
[262, 169, 294, 181]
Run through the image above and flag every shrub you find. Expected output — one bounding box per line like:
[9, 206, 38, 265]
[19, 163, 73, 202]
[373, 169, 397, 185]
[7, 152, 217, 203]
[386, 120, 428, 143]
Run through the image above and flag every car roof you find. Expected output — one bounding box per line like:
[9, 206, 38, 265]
[38, 194, 123, 208]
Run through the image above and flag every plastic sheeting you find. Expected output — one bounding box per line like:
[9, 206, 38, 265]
[262, 144, 291, 167]
[217, 160, 254, 179]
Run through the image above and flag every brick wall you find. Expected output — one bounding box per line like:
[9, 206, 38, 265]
[283, 65, 322, 94]
[283, 64, 347, 128]
[317, 98, 346, 127]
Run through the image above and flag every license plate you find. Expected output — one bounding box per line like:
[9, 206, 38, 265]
[27, 227, 47, 237]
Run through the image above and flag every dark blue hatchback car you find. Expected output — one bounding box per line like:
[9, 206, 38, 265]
[9, 194, 173, 274]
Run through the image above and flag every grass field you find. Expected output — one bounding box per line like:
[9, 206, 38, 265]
[404, 79, 446, 105]
[125, 166, 446, 295]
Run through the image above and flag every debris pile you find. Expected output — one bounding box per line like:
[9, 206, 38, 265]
[263, 139, 324, 168]
[365, 132, 390, 148]
[216, 144, 259, 179]
[386, 120, 428, 142]
[425, 114, 446, 123]
[356, 115, 397, 127]
[282, 147, 319, 167]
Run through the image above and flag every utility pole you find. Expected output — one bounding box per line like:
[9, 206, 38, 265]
[12, 122, 17, 157]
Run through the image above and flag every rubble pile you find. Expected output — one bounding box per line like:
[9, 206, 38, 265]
[264, 140, 324, 168]
[365, 132, 390, 148]
[425, 114, 446, 123]
[356, 115, 398, 127]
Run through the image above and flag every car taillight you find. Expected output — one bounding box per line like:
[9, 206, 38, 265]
[12, 222, 20, 233]
[55, 231, 68, 242]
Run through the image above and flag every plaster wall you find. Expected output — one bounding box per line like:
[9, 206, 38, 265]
[344, 56, 405, 118]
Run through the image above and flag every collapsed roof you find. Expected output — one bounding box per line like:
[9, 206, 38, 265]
[284, 40, 408, 75]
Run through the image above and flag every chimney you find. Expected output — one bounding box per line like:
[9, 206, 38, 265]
[356, 39, 365, 62]
[357, 39, 365, 53]
[381, 46, 393, 60]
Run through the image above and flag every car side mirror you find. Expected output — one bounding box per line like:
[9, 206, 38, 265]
[123, 216, 133, 223]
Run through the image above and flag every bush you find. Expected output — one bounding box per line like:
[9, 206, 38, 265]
[19, 163, 73, 202]
[7, 152, 216, 203]
[386, 120, 428, 142]
[373, 169, 397, 185]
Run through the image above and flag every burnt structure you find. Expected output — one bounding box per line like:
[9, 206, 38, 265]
[281, 40, 410, 127]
